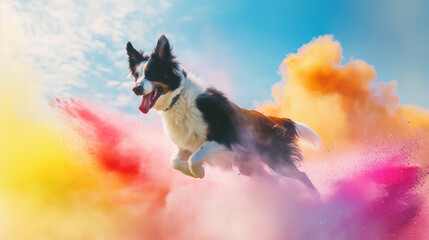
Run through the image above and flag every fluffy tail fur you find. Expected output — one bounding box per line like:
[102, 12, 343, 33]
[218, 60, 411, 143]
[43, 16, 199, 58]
[295, 122, 322, 149]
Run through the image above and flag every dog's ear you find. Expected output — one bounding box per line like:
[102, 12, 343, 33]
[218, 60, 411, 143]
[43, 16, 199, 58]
[126, 42, 144, 72]
[154, 35, 173, 61]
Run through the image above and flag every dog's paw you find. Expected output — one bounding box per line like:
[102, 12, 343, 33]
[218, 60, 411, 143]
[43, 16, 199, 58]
[171, 157, 193, 177]
[189, 162, 205, 178]
[188, 151, 206, 178]
[171, 157, 186, 170]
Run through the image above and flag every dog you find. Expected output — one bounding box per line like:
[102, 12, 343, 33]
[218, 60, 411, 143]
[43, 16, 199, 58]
[126, 35, 321, 190]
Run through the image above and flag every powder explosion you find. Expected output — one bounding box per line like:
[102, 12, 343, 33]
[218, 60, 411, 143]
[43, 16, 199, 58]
[1, 35, 428, 239]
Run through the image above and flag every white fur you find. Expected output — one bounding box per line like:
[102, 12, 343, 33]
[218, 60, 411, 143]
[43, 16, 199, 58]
[156, 73, 208, 153]
[189, 141, 230, 178]
[171, 149, 193, 177]
[134, 61, 153, 94]
[152, 72, 214, 178]
[203, 143, 244, 172]
[295, 122, 322, 149]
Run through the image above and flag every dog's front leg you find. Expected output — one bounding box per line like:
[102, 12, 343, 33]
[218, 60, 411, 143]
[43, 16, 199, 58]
[171, 149, 194, 177]
[189, 141, 226, 178]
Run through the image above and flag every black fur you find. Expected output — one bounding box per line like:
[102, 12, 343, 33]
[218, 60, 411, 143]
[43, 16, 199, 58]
[153, 35, 174, 61]
[242, 113, 302, 166]
[126, 42, 149, 77]
[144, 35, 181, 91]
[196, 88, 302, 169]
[145, 56, 181, 91]
[196, 88, 238, 148]
[195, 87, 314, 189]
[249, 114, 302, 170]
[126, 37, 181, 91]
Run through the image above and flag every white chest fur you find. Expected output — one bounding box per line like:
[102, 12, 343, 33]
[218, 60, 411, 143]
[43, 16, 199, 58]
[159, 77, 208, 152]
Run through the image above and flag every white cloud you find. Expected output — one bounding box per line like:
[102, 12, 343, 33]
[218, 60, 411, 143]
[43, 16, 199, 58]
[106, 80, 120, 88]
[110, 93, 134, 107]
[120, 81, 135, 90]
[96, 64, 112, 73]
[3, 0, 171, 98]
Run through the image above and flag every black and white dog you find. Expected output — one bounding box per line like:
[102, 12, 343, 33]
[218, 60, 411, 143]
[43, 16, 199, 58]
[126, 35, 321, 190]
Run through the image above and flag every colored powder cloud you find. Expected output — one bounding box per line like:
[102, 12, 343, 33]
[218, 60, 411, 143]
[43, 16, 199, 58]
[258, 36, 429, 152]
[257, 35, 429, 238]
[0, 23, 149, 240]
[1, 26, 429, 240]
[49, 97, 426, 240]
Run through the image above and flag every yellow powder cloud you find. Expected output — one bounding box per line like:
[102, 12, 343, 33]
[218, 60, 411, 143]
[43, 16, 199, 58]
[0, 9, 142, 240]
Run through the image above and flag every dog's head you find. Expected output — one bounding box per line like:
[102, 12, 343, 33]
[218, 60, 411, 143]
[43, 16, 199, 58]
[126, 35, 183, 114]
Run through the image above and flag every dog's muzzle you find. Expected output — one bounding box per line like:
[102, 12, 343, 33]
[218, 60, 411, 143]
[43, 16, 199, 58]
[133, 84, 144, 96]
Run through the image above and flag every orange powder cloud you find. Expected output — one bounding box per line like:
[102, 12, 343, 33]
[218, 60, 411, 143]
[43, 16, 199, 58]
[258, 36, 429, 153]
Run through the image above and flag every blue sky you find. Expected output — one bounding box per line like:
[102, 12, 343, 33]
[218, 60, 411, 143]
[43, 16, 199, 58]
[4, 0, 429, 114]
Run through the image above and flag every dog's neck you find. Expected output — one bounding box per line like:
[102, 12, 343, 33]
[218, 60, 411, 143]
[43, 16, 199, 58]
[155, 74, 208, 152]
[161, 88, 184, 111]
[153, 73, 205, 114]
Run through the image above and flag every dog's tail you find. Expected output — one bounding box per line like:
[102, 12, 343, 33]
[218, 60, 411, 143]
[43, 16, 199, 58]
[294, 122, 322, 150]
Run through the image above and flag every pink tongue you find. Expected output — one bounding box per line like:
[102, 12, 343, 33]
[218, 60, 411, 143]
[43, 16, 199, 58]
[139, 93, 152, 114]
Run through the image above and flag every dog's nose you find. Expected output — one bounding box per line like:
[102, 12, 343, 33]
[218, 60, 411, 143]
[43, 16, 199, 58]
[133, 85, 144, 95]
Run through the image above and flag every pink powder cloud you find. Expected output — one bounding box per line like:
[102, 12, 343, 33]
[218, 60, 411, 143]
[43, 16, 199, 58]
[52, 97, 428, 240]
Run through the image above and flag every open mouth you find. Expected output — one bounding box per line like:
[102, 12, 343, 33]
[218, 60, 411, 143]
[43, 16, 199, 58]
[139, 87, 163, 114]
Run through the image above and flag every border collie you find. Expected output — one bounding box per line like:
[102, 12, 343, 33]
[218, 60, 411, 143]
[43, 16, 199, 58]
[126, 35, 321, 190]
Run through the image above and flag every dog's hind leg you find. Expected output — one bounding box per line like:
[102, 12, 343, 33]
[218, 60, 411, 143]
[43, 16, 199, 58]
[272, 163, 320, 195]
[294, 170, 321, 198]
[294, 170, 317, 191]
[171, 149, 193, 177]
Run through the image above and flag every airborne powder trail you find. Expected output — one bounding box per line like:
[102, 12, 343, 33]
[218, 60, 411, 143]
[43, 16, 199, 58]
[52, 98, 426, 240]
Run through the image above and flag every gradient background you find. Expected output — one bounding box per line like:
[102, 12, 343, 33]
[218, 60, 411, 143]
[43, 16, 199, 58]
[2, 0, 428, 113]
[1, 1, 429, 239]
